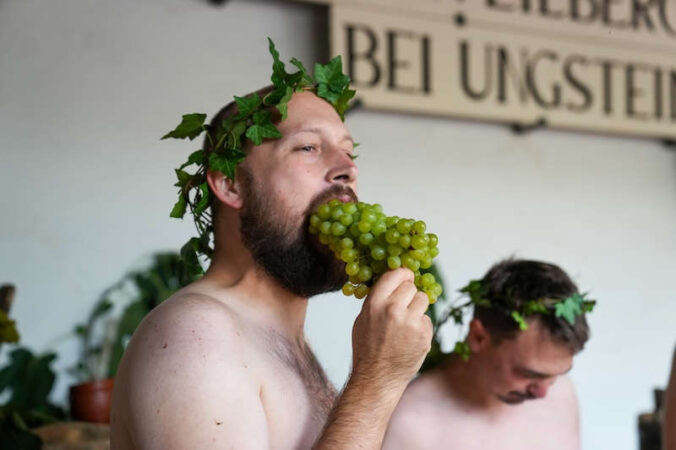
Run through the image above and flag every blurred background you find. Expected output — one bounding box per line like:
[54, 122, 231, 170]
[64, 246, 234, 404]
[1, 0, 675, 449]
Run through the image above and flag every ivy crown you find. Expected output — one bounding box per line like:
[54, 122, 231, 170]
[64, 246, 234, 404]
[160, 38, 357, 285]
[434, 259, 596, 362]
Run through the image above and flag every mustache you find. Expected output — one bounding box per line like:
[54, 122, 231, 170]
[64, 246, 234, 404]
[305, 184, 358, 217]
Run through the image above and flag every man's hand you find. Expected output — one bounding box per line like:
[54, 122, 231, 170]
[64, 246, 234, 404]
[314, 269, 433, 449]
[351, 268, 434, 389]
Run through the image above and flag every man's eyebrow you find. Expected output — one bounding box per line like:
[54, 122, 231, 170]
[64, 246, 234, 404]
[518, 365, 573, 378]
[286, 128, 354, 144]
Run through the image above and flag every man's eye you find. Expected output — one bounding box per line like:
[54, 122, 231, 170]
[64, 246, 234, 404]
[299, 145, 316, 152]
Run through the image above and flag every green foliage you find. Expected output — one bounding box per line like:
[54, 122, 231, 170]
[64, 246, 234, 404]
[162, 38, 357, 281]
[0, 347, 65, 449]
[73, 253, 183, 382]
[0, 311, 19, 344]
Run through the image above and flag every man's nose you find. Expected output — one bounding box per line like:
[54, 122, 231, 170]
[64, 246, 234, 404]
[325, 149, 358, 186]
[527, 382, 549, 399]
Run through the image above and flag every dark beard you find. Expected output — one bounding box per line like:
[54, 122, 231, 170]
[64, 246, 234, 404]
[239, 172, 358, 298]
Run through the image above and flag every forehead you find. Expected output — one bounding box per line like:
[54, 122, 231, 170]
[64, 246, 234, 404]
[496, 322, 573, 374]
[276, 91, 349, 137]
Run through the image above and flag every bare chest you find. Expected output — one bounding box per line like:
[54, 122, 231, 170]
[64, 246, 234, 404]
[255, 335, 337, 449]
[426, 404, 578, 450]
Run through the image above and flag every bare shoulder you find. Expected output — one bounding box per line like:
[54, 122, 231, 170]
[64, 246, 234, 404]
[112, 290, 268, 449]
[548, 375, 580, 413]
[383, 372, 446, 450]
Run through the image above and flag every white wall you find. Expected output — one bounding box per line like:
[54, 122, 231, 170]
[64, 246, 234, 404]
[1, 0, 675, 449]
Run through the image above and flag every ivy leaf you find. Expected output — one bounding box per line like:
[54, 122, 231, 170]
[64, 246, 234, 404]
[511, 311, 529, 331]
[227, 120, 248, 150]
[170, 194, 187, 219]
[234, 93, 262, 120]
[193, 183, 211, 216]
[315, 56, 350, 93]
[173, 169, 192, 188]
[335, 88, 356, 120]
[289, 57, 314, 88]
[523, 300, 548, 316]
[453, 342, 471, 361]
[161, 113, 207, 140]
[554, 293, 584, 325]
[268, 37, 287, 86]
[180, 238, 204, 278]
[178, 150, 205, 170]
[246, 110, 282, 145]
[276, 86, 294, 121]
[209, 152, 241, 181]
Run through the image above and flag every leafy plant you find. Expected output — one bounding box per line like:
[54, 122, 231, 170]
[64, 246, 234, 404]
[0, 347, 65, 450]
[72, 252, 183, 382]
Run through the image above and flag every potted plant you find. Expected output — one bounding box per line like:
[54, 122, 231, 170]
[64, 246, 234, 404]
[70, 252, 183, 423]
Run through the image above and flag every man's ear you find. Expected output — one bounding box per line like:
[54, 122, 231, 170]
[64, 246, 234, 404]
[467, 319, 491, 353]
[206, 169, 243, 209]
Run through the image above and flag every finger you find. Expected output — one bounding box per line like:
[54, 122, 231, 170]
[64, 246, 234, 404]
[384, 279, 418, 313]
[367, 268, 415, 307]
[407, 291, 430, 317]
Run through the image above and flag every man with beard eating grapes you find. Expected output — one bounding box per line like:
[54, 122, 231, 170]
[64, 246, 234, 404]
[110, 58, 433, 448]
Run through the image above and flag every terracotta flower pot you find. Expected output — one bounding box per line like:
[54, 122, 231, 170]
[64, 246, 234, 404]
[69, 378, 114, 424]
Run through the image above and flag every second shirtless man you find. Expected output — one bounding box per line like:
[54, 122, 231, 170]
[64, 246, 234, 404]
[384, 259, 592, 450]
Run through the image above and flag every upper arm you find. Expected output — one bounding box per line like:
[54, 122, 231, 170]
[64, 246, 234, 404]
[120, 296, 269, 450]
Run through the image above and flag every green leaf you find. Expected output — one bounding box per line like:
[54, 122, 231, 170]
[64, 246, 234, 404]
[335, 88, 356, 120]
[161, 113, 207, 140]
[523, 300, 548, 316]
[209, 152, 238, 181]
[193, 183, 211, 216]
[227, 120, 248, 150]
[174, 169, 192, 188]
[234, 93, 262, 120]
[0, 310, 19, 344]
[268, 37, 287, 86]
[554, 293, 584, 325]
[315, 56, 350, 93]
[246, 112, 282, 146]
[511, 311, 529, 330]
[276, 86, 294, 121]
[178, 150, 205, 170]
[169, 194, 187, 219]
[453, 342, 471, 361]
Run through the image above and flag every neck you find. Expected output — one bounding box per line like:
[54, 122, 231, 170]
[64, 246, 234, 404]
[200, 228, 309, 339]
[439, 354, 503, 411]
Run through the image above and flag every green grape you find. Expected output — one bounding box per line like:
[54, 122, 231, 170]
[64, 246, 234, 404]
[346, 261, 360, 276]
[385, 228, 400, 244]
[370, 245, 386, 261]
[331, 222, 346, 236]
[387, 255, 401, 269]
[413, 220, 426, 234]
[310, 201, 441, 303]
[359, 232, 374, 246]
[342, 283, 355, 296]
[317, 204, 331, 219]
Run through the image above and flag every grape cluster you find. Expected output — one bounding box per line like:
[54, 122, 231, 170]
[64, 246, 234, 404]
[309, 200, 442, 303]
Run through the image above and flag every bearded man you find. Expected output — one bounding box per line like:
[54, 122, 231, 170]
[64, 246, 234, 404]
[110, 44, 432, 450]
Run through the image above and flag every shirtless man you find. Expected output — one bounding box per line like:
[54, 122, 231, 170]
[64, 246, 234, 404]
[665, 345, 676, 450]
[384, 259, 591, 450]
[110, 53, 433, 448]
